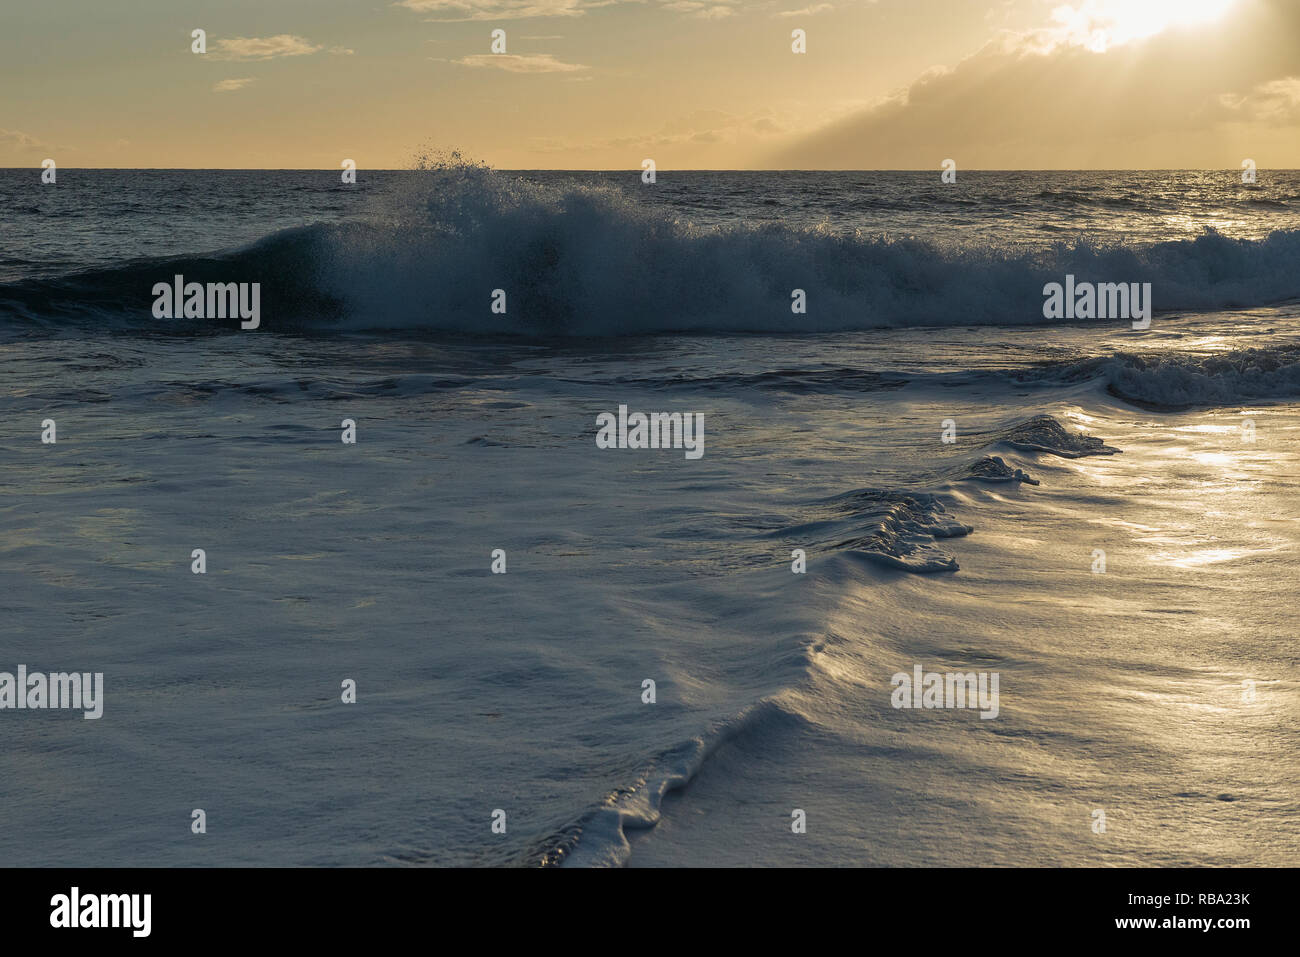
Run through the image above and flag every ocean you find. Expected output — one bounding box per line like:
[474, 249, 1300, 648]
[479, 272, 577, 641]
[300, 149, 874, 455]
[2, 165, 1298, 866]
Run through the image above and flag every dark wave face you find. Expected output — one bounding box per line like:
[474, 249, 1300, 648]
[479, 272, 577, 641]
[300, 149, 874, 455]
[3, 165, 1300, 336]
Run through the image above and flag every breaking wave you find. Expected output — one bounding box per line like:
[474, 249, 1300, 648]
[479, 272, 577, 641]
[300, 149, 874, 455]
[762, 414, 1115, 573]
[3, 161, 1300, 335]
[1012, 347, 1300, 409]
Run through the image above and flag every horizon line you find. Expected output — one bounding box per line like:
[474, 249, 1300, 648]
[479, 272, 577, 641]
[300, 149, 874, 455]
[4, 167, 1298, 173]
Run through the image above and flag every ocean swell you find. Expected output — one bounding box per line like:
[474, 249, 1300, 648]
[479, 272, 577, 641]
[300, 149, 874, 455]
[1011, 347, 1300, 409]
[3, 164, 1300, 335]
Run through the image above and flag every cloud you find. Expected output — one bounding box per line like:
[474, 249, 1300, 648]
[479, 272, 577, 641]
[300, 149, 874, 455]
[453, 53, 589, 72]
[775, 4, 834, 17]
[211, 35, 325, 61]
[395, 0, 590, 20]
[527, 107, 792, 157]
[1219, 76, 1300, 121]
[213, 78, 256, 92]
[397, 0, 740, 20]
[1033, 0, 1239, 53]
[661, 1, 736, 19]
[0, 128, 46, 150]
[773, 0, 1300, 168]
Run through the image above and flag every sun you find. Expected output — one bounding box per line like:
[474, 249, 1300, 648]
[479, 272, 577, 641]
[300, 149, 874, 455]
[1051, 0, 1239, 51]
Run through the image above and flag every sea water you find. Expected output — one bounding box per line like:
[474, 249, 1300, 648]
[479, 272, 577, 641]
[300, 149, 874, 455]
[1, 166, 1297, 866]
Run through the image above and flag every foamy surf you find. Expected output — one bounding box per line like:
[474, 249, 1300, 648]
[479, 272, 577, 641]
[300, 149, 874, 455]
[5, 165, 1300, 336]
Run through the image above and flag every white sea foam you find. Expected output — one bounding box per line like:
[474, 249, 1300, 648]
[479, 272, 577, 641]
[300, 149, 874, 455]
[5, 164, 1300, 335]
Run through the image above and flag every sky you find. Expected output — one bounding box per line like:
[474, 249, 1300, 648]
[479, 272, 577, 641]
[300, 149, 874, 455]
[1, 0, 1297, 169]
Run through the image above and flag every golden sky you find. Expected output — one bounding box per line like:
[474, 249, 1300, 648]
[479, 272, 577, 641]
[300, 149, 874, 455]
[1, 0, 1297, 169]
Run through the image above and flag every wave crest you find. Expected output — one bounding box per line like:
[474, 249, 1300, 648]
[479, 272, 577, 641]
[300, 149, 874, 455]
[5, 162, 1300, 335]
[1014, 347, 1300, 409]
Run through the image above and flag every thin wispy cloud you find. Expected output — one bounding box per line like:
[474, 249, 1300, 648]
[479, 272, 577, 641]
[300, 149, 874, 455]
[213, 78, 256, 93]
[211, 35, 324, 61]
[662, 1, 736, 19]
[528, 107, 793, 156]
[1220, 76, 1300, 120]
[398, 0, 741, 20]
[453, 53, 589, 72]
[396, 0, 590, 20]
[0, 128, 46, 150]
[775, 4, 834, 17]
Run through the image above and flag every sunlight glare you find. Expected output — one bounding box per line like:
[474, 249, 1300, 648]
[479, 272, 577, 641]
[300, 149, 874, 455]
[1052, 0, 1239, 51]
